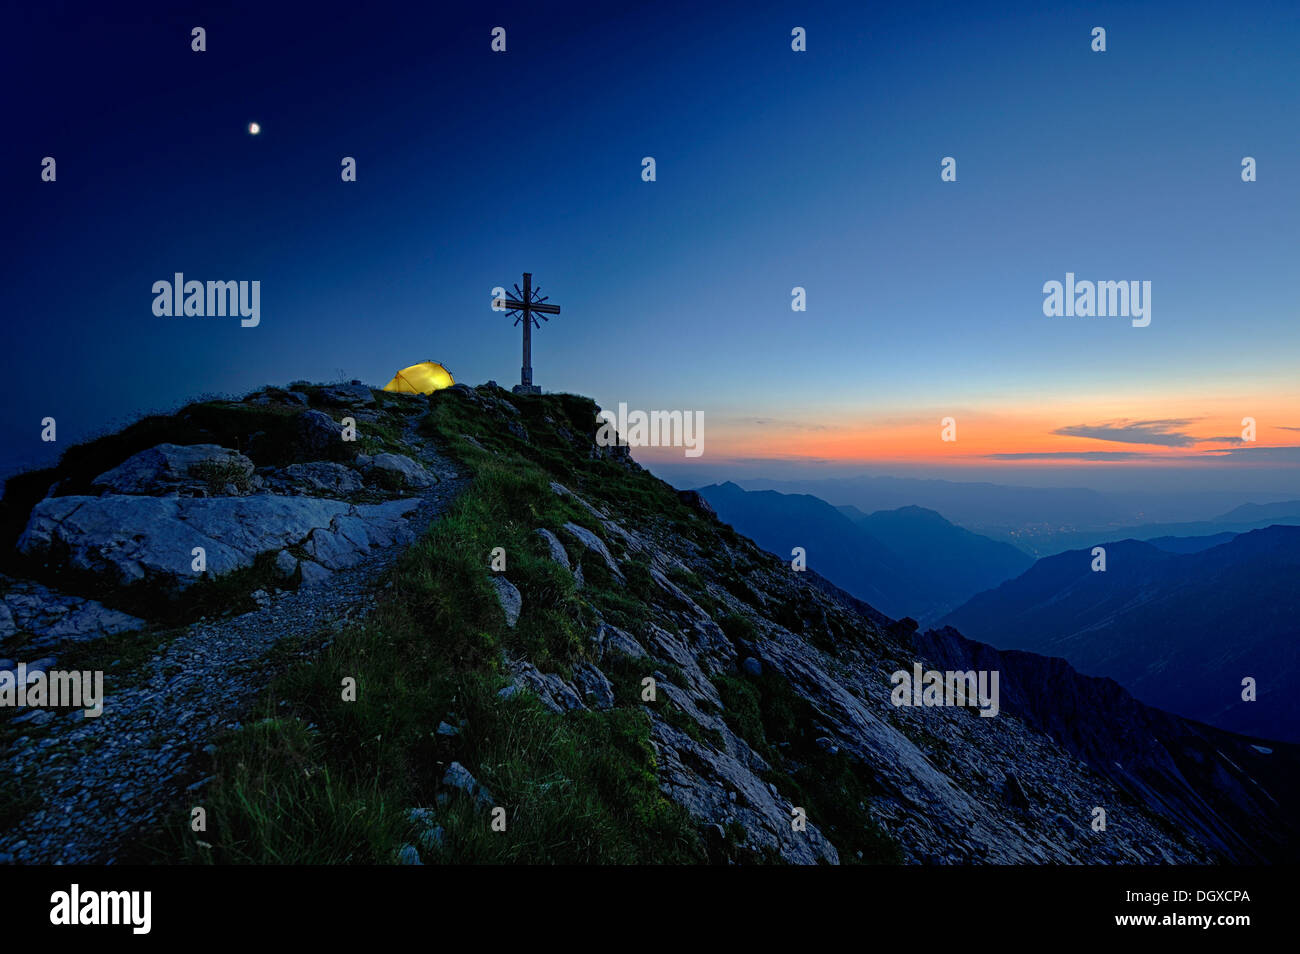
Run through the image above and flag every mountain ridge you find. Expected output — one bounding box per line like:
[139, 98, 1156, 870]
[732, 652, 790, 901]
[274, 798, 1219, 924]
[0, 383, 1294, 863]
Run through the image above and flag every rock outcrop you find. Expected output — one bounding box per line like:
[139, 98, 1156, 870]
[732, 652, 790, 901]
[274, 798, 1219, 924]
[93, 444, 257, 497]
[0, 575, 145, 653]
[18, 494, 420, 593]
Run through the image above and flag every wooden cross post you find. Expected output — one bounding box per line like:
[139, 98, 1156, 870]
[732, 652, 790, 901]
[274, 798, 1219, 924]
[496, 272, 561, 394]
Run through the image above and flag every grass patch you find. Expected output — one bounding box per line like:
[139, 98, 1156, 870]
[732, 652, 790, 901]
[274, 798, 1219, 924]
[188, 459, 254, 495]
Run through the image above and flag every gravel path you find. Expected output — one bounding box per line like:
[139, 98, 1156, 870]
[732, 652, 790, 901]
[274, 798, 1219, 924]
[0, 417, 468, 864]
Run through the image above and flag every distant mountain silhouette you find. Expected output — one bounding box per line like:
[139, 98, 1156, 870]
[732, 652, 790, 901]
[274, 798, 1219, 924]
[1024, 506, 1300, 556]
[942, 525, 1300, 742]
[732, 477, 1300, 556]
[697, 482, 1031, 622]
[1143, 532, 1238, 554]
[738, 474, 1123, 530]
[1214, 500, 1300, 523]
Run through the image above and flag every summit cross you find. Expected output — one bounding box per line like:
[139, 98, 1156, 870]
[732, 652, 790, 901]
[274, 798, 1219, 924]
[495, 272, 561, 395]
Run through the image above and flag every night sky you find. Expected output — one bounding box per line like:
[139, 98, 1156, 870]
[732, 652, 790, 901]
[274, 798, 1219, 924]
[6, 1, 1299, 498]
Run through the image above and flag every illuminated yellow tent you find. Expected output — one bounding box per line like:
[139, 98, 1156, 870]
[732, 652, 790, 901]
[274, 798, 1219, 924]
[382, 360, 454, 394]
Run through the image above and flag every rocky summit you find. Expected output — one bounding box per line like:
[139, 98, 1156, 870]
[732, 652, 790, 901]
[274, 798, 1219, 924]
[0, 382, 1296, 865]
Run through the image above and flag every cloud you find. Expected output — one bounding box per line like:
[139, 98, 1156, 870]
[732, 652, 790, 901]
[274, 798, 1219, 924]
[728, 455, 836, 465]
[1198, 444, 1300, 462]
[1278, 426, 1300, 432]
[984, 451, 1155, 461]
[1051, 419, 1198, 447]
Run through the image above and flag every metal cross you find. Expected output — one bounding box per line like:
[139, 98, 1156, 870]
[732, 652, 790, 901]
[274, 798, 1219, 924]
[495, 272, 560, 393]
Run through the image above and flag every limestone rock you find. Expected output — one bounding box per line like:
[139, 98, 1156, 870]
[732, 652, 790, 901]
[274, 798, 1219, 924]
[506, 659, 585, 713]
[594, 622, 648, 662]
[296, 410, 343, 457]
[272, 549, 299, 580]
[572, 662, 615, 710]
[652, 718, 839, 865]
[534, 528, 570, 570]
[442, 761, 494, 812]
[319, 383, 376, 407]
[490, 576, 522, 627]
[366, 453, 434, 488]
[562, 522, 622, 580]
[18, 494, 421, 595]
[92, 444, 255, 497]
[282, 462, 363, 495]
[297, 560, 332, 587]
[0, 576, 145, 654]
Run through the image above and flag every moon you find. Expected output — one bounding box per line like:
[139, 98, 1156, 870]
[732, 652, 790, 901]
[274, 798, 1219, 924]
[248, 122, 261, 135]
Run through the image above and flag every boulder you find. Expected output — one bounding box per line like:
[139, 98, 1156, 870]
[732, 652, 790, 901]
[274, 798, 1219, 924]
[442, 761, 494, 812]
[366, 453, 434, 488]
[247, 387, 307, 408]
[92, 444, 255, 497]
[562, 522, 622, 580]
[0, 577, 145, 653]
[282, 462, 363, 495]
[506, 660, 585, 714]
[17, 494, 422, 595]
[594, 622, 649, 662]
[490, 576, 522, 628]
[572, 663, 615, 710]
[302, 499, 422, 571]
[296, 410, 343, 458]
[534, 528, 570, 570]
[272, 549, 299, 580]
[318, 383, 376, 407]
[298, 560, 332, 587]
[652, 718, 839, 865]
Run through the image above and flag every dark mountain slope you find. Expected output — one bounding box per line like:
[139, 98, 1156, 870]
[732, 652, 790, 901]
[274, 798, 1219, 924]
[916, 626, 1300, 864]
[942, 527, 1300, 741]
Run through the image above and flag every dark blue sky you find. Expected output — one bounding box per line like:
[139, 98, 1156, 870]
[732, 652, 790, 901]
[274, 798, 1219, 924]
[6, 1, 1299, 497]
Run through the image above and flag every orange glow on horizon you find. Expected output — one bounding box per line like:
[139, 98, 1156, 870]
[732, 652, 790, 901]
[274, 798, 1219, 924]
[671, 397, 1300, 467]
